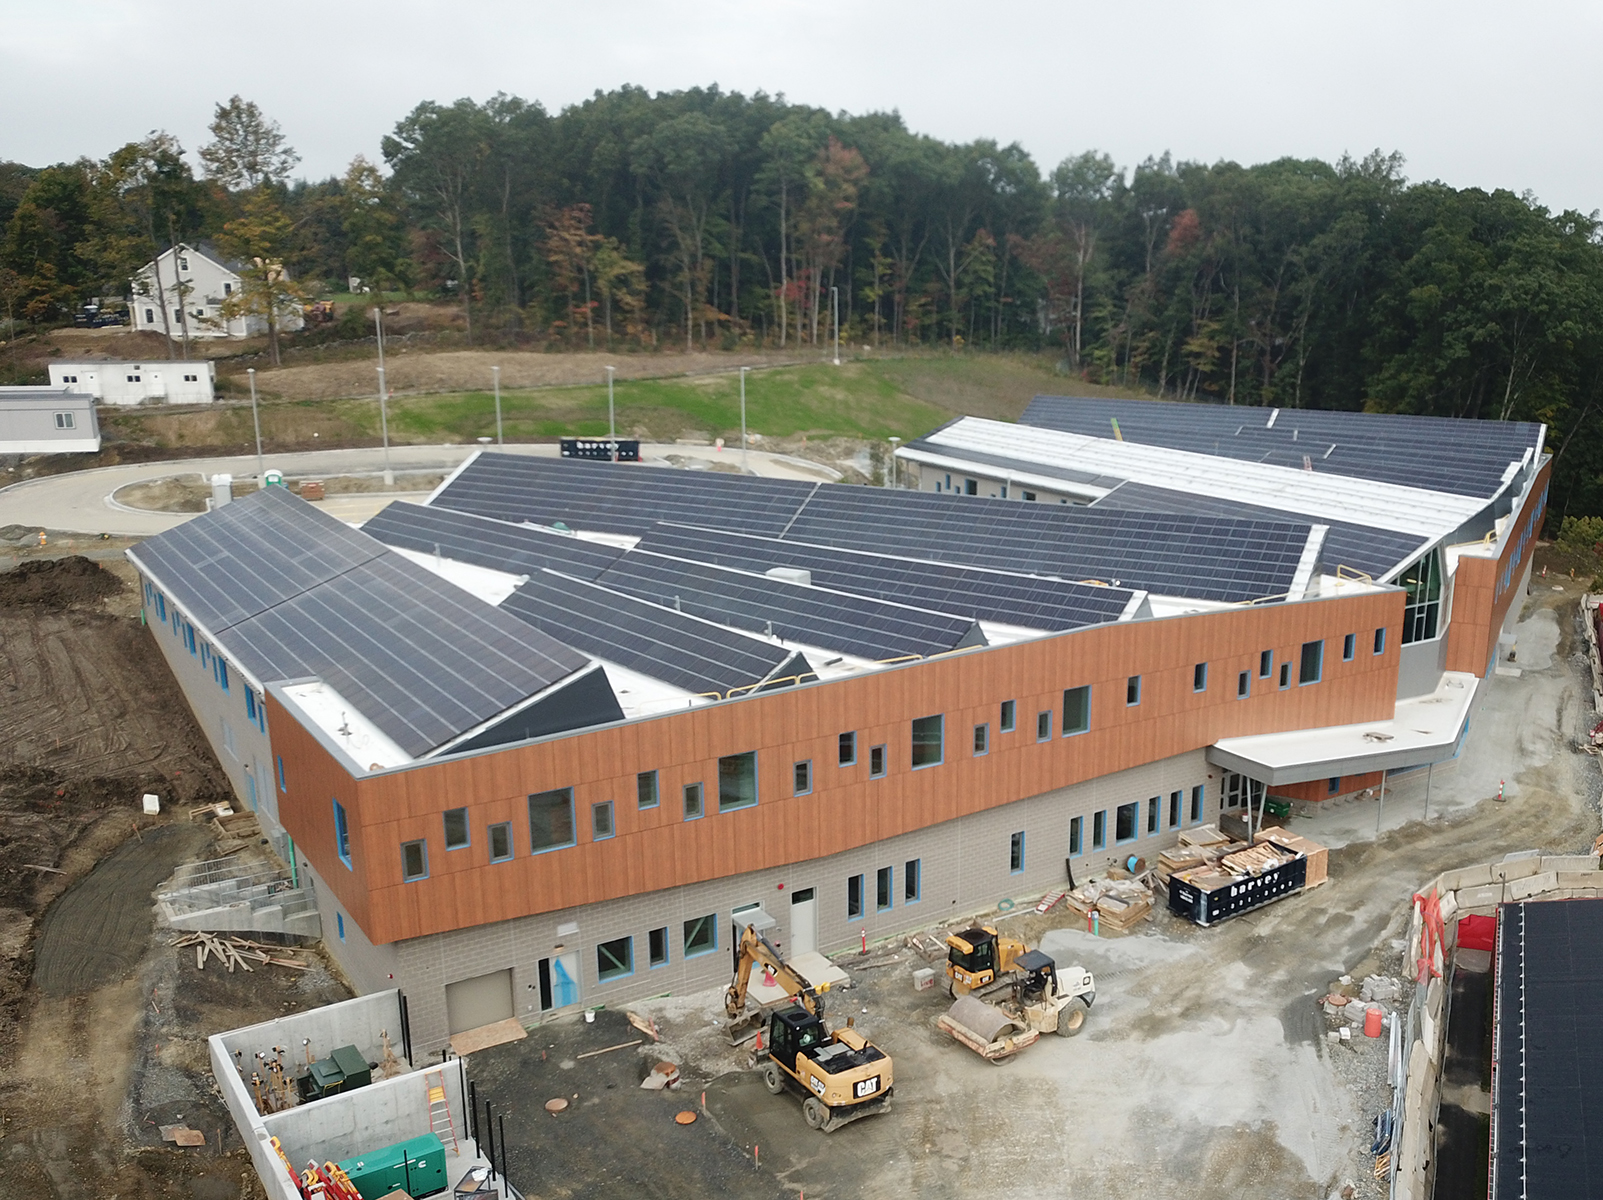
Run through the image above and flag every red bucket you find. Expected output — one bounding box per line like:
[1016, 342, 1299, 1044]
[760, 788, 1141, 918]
[1364, 1005, 1383, 1038]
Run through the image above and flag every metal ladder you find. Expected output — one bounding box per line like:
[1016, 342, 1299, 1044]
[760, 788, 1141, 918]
[424, 1070, 460, 1155]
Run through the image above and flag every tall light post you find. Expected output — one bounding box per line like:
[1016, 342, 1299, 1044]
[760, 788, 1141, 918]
[247, 368, 264, 485]
[605, 364, 617, 462]
[887, 436, 900, 488]
[831, 286, 841, 366]
[374, 302, 392, 485]
[492, 365, 503, 447]
[739, 366, 750, 473]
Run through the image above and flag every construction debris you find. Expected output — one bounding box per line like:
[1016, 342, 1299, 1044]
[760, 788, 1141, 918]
[640, 1061, 681, 1090]
[171, 931, 311, 972]
[627, 1011, 662, 1042]
[1063, 876, 1155, 931]
[575, 1039, 642, 1060]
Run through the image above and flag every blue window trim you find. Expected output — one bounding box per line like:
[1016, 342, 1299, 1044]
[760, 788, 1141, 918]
[245, 690, 257, 724]
[648, 926, 670, 968]
[910, 714, 944, 771]
[1069, 815, 1084, 857]
[682, 781, 705, 821]
[972, 722, 989, 757]
[400, 839, 429, 882]
[1115, 801, 1140, 845]
[1146, 796, 1161, 836]
[1126, 675, 1141, 706]
[529, 788, 578, 855]
[443, 807, 471, 851]
[1190, 784, 1205, 824]
[868, 745, 887, 779]
[1092, 809, 1107, 850]
[1342, 633, 1356, 662]
[1192, 662, 1208, 693]
[1009, 830, 1026, 874]
[1169, 790, 1183, 829]
[1036, 710, 1053, 742]
[1236, 670, 1250, 699]
[682, 914, 719, 959]
[793, 759, 813, 796]
[591, 800, 616, 841]
[276, 756, 287, 792]
[847, 873, 865, 920]
[333, 798, 352, 869]
[336, 912, 345, 941]
[904, 858, 922, 904]
[1062, 685, 1091, 737]
[487, 821, 514, 863]
[215, 657, 230, 693]
[1374, 627, 1387, 655]
[876, 865, 894, 912]
[596, 935, 634, 983]
[999, 700, 1016, 733]
[1299, 639, 1325, 686]
[184, 622, 196, 655]
[838, 731, 857, 766]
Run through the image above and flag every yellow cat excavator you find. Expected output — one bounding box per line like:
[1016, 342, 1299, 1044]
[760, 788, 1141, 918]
[724, 925, 894, 1132]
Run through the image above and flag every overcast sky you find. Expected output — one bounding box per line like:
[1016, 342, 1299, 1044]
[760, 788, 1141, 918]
[3, 0, 1599, 213]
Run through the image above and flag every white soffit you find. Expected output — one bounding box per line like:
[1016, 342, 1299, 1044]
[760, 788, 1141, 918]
[924, 418, 1488, 538]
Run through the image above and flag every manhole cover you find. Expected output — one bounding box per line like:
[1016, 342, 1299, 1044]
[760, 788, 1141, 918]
[545, 1098, 569, 1114]
[674, 1111, 698, 1125]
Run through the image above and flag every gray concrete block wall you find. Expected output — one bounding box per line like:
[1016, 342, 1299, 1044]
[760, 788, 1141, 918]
[369, 748, 1211, 1055]
[301, 859, 401, 997]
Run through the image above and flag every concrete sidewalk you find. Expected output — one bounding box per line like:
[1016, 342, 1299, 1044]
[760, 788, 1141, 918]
[0, 441, 842, 536]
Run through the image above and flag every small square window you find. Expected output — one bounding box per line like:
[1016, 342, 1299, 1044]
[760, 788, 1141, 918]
[793, 760, 812, 796]
[683, 782, 704, 820]
[1258, 650, 1273, 679]
[1342, 633, 1355, 661]
[1299, 640, 1324, 685]
[904, 859, 921, 903]
[1116, 801, 1138, 843]
[718, 752, 758, 812]
[488, 821, 513, 862]
[1126, 675, 1141, 705]
[1000, 700, 1016, 732]
[869, 744, 887, 778]
[683, 914, 717, 957]
[1374, 627, 1387, 655]
[1193, 662, 1208, 692]
[649, 926, 668, 967]
[401, 839, 427, 882]
[1236, 670, 1249, 698]
[1009, 831, 1025, 873]
[972, 723, 989, 756]
[1168, 790, 1182, 828]
[847, 874, 864, 919]
[443, 807, 470, 850]
[876, 866, 893, 911]
[597, 935, 632, 982]
[637, 770, 659, 809]
[1092, 810, 1107, 850]
[1036, 710, 1052, 741]
[1190, 785, 1204, 822]
[838, 731, 857, 766]
[1069, 815, 1083, 856]
[911, 714, 944, 769]
[1328, 777, 1341, 794]
[1063, 685, 1091, 735]
[1279, 662, 1291, 689]
[591, 800, 615, 840]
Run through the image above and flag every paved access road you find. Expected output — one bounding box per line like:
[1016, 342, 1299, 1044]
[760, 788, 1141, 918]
[0, 442, 839, 536]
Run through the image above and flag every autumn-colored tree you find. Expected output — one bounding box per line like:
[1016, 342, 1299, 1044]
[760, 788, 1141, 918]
[216, 188, 306, 365]
[796, 138, 867, 344]
[543, 204, 602, 347]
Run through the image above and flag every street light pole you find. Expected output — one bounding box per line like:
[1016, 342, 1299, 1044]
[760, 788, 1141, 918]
[376, 365, 392, 486]
[739, 366, 749, 473]
[492, 365, 502, 447]
[887, 436, 900, 489]
[605, 364, 616, 462]
[831, 286, 841, 366]
[248, 368, 264, 485]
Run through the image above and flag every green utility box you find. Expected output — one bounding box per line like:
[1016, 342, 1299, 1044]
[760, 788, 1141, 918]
[337, 1133, 447, 1199]
[302, 1044, 373, 1101]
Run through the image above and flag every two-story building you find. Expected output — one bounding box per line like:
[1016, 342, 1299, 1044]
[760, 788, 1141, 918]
[129, 243, 305, 341]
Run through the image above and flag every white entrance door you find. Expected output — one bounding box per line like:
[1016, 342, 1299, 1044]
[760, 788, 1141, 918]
[789, 888, 817, 958]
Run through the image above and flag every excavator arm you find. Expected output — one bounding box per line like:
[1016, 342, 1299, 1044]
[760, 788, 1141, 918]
[725, 924, 824, 1019]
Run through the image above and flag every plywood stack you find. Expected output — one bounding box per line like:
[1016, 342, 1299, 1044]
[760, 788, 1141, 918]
[1255, 828, 1329, 888]
[1155, 824, 1250, 886]
[1063, 876, 1154, 930]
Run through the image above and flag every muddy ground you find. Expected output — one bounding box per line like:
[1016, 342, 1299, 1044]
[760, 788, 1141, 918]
[469, 577, 1601, 1200]
[0, 557, 350, 1198]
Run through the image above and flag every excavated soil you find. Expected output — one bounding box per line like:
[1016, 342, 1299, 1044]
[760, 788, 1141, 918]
[0, 554, 122, 610]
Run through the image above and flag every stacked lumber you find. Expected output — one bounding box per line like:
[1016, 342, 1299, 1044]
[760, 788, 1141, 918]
[213, 810, 261, 856]
[1064, 876, 1155, 930]
[1220, 841, 1294, 877]
[1155, 829, 1251, 885]
[1255, 828, 1329, 888]
[172, 931, 311, 972]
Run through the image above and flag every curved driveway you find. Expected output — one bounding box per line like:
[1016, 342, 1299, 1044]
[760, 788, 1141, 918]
[0, 442, 841, 537]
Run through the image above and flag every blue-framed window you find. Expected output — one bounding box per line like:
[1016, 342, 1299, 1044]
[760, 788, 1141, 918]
[904, 859, 921, 903]
[444, 807, 470, 850]
[1190, 785, 1204, 822]
[156, 593, 166, 622]
[528, 787, 576, 852]
[876, 865, 894, 911]
[1093, 810, 1107, 849]
[1063, 685, 1091, 735]
[847, 874, 864, 919]
[336, 912, 345, 941]
[1069, 815, 1083, 856]
[682, 782, 704, 820]
[245, 689, 258, 725]
[868, 745, 886, 778]
[793, 760, 813, 796]
[1147, 795, 1160, 835]
[911, 714, 944, 769]
[718, 752, 758, 812]
[214, 657, 230, 692]
[596, 935, 633, 983]
[1036, 710, 1052, 741]
[1279, 662, 1291, 689]
[1115, 801, 1139, 844]
[1009, 831, 1025, 873]
[1193, 662, 1208, 692]
[1299, 640, 1324, 685]
[256, 693, 267, 733]
[488, 821, 513, 862]
[972, 723, 989, 756]
[1000, 700, 1016, 732]
[1258, 649, 1272, 678]
[400, 839, 428, 882]
[333, 799, 352, 868]
[838, 731, 857, 766]
[276, 756, 286, 792]
[637, 770, 659, 810]
[591, 800, 615, 841]
[1126, 675, 1141, 706]
[648, 926, 669, 968]
[183, 621, 196, 655]
[1343, 633, 1356, 661]
[1169, 790, 1183, 829]
[683, 913, 717, 958]
[1237, 670, 1249, 699]
[1374, 627, 1387, 655]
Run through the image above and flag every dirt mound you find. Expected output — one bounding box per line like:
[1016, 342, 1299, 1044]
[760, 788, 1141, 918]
[0, 556, 123, 610]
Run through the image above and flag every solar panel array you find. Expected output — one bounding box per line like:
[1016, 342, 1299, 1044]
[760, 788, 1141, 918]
[432, 454, 1313, 603]
[363, 501, 623, 581]
[1091, 481, 1429, 580]
[501, 571, 798, 696]
[1021, 395, 1543, 499]
[432, 452, 817, 536]
[635, 524, 1136, 630]
[132, 487, 591, 757]
[592, 551, 984, 661]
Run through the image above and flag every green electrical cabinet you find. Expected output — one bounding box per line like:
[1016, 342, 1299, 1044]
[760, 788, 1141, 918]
[337, 1133, 446, 1199]
[302, 1044, 374, 1101]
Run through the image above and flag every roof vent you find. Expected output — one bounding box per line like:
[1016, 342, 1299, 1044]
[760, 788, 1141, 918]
[765, 567, 811, 587]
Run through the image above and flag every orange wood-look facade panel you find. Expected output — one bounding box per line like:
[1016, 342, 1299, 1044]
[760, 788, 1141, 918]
[1270, 771, 1384, 803]
[1446, 459, 1550, 676]
[271, 587, 1405, 944]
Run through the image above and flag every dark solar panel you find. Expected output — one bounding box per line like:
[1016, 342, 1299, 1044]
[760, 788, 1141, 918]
[1494, 899, 1603, 1200]
[1021, 396, 1543, 499]
[782, 487, 1312, 604]
[1091, 481, 1429, 580]
[502, 571, 797, 697]
[129, 485, 384, 632]
[431, 452, 817, 536]
[595, 551, 983, 661]
[635, 523, 1135, 630]
[363, 501, 623, 581]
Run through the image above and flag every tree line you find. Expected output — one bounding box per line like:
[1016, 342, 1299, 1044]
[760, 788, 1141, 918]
[4, 85, 1603, 518]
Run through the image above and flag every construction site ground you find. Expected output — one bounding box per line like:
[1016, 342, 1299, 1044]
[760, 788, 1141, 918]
[0, 557, 351, 1198]
[469, 574, 1600, 1200]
